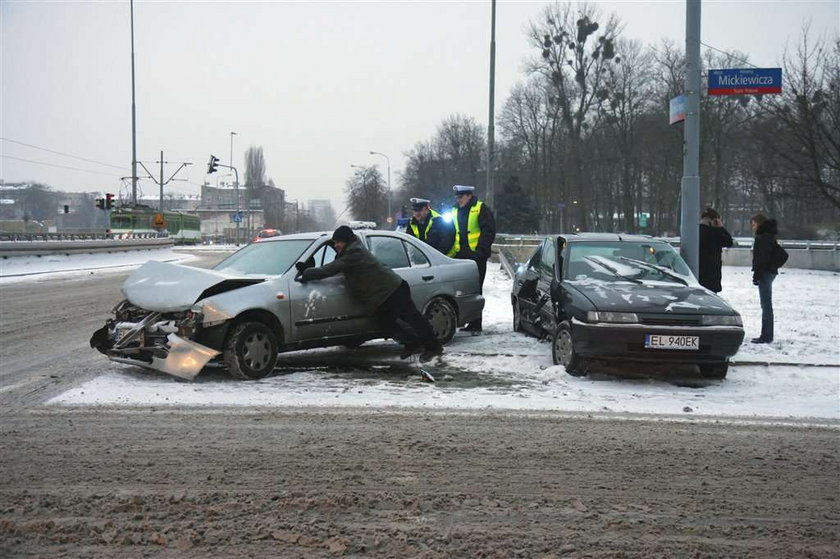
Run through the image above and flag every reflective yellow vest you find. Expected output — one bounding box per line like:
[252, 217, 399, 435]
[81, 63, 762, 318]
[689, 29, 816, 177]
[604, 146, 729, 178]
[447, 201, 482, 257]
[410, 209, 442, 241]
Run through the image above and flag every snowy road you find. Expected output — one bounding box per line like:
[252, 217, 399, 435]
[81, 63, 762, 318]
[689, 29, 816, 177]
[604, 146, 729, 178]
[1, 250, 838, 557]
[15, 252, 833, 421]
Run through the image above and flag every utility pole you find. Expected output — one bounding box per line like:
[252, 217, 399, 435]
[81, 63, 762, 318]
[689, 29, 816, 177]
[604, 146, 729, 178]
[486, 0, 497, 211]
[159, 150, 164, 211]
[680, 0, 702, 276]
[137, 152, 191, 214]
[230, 132, 239, 245]
[130, 0, 138, 206]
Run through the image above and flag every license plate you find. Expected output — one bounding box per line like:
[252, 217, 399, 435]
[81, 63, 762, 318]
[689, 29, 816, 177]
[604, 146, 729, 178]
[645, 334, 699, 350]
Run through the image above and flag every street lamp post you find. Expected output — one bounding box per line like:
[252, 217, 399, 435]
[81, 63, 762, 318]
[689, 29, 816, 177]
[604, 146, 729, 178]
[369, 151, 391, 223]
[230, 132, 239, 245]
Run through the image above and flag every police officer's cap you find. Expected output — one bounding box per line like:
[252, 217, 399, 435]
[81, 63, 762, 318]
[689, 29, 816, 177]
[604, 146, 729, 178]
[410, 198, 430, 211]
[452, 185, 475, 195]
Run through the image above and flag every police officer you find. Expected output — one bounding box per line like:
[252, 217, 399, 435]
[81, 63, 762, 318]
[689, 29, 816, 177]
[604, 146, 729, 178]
[405, 197, 454, 255]
[447, 185, 496, 332]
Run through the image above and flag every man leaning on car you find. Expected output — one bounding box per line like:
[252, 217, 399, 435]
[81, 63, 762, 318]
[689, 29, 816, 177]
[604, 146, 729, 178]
[297, 225, 443, 362]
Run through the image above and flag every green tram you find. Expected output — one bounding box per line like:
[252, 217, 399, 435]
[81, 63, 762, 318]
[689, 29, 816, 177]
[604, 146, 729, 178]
[109, 207, 201, 244]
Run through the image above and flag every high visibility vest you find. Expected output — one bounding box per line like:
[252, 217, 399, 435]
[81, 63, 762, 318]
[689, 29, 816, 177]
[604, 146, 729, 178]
[409, 209, 441, 241]
[447, 201, 482, 257]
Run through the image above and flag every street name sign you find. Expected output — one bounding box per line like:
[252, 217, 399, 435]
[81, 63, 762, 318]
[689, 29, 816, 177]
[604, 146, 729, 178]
[708, 68, 782, 95]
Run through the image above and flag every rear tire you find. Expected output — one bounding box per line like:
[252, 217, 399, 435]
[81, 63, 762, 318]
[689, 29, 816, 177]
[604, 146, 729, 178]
[699, 362, 728, 379]
[223, 321, 279, 380]
[552, 321, 586, 377]
[425, 298, 457, 345]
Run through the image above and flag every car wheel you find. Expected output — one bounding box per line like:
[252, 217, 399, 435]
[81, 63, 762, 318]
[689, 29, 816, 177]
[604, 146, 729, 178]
[223, 321, 279, 380]
[698, 362, 728, 379]
[512, 298, 524, 332]
[552, 322, 586, 376]
[425, 298, 457, 345]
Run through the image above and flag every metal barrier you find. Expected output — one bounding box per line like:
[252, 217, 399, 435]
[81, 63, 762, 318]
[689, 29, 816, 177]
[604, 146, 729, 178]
[0, 232, 166, 242]
[0, 237, 174, 258]
[495, 235, 840, 272]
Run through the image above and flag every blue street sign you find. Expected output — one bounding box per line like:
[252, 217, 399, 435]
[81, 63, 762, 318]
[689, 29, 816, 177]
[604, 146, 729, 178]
[708, 68, 782, 96]
[231, 213, 242, 223]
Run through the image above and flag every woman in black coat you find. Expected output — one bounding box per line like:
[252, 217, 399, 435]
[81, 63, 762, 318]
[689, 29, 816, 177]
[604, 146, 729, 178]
[698, 207, 734, 293]
[750, 214, 780, 343]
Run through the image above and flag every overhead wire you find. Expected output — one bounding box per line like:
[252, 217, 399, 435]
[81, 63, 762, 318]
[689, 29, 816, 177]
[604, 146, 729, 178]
[0, 154, 126, 178]
[700, 41, 759, 69]
[0, 137, 129, 171]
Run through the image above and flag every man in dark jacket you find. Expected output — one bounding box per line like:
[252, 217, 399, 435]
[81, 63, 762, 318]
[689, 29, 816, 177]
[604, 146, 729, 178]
[750, 214, 780, 344]
[298, 225, 443, 361]
[698, 207, 734, 293]
[447, 185, 496, 332]
[405, 198, 454, 255]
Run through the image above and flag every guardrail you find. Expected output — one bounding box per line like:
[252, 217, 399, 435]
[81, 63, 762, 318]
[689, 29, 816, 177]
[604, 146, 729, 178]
[495, 234, 840, 272]
[0, 232, 165, 242]
[0, 237, 174, 258]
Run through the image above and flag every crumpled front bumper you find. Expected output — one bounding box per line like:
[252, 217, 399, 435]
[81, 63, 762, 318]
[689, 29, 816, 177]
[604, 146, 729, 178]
[91, 316, 220, 380]
[106, 333, 220, 380]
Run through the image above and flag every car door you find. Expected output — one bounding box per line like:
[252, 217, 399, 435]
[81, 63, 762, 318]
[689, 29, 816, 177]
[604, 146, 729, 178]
[367, 235, 438, 306]
[535, 237, 558, 332]
[516, 243, 542, 327]
[288, 240, 372, 341]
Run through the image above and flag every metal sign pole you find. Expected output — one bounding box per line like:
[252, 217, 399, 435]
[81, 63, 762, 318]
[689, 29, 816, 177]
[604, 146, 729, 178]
[680, 0, 701, 276]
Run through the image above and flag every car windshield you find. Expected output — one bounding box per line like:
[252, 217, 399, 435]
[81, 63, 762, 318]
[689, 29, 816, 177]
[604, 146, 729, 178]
[566, 241, 692, 284]
[213, 239, 313, 277]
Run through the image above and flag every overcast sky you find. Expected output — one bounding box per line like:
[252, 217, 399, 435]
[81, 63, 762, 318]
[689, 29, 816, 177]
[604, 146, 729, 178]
[2, 0, 837, 212]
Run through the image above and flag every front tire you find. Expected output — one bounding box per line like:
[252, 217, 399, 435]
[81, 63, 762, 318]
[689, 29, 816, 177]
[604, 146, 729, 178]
[552, 321, 586, 377]
[699, 362, 728, 379]
[223, 321, 279, 380]
[425, 298, 457, 345]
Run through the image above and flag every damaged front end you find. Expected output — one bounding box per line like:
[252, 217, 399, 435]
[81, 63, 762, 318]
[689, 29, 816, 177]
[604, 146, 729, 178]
[90, 300, 219, 380]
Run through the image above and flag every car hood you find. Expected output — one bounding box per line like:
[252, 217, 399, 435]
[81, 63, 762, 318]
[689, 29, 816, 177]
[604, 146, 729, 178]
[566, 278, 735, 314]
[122, 260, 266, 312]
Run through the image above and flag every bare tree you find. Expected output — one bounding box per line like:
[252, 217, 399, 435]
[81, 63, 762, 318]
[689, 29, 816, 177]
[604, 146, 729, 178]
[346, 165, 387, 223]
[527, 1, 622, 229]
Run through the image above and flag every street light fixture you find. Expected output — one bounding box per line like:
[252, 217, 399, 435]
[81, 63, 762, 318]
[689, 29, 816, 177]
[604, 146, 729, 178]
[369, 151, 391, 223]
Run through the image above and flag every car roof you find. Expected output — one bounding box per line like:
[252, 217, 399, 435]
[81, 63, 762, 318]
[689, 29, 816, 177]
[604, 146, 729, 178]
[254, 229, 407, 243]
[559, 232, 659, 243]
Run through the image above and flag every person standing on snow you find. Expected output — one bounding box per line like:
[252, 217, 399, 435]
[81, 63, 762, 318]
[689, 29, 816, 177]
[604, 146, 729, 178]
[698, 207, 734, 293]
[297, 225, 443, 362]
[750, 213, 785, 344]
[447, 185, 496, 333]
[404, 198, 454, 255]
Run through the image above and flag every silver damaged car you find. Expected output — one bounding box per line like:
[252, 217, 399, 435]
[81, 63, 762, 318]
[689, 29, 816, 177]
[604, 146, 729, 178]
[90, 231, 485, 380]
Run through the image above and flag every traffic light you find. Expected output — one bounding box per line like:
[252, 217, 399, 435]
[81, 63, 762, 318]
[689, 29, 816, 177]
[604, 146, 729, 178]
[63, 205, 70, 214]
[207, 155, 219, 174]
[105, 193, 115, 210]
[96, 198, 105, 210]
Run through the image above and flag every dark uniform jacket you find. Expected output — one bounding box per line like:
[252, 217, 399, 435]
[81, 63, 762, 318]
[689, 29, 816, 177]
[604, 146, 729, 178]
[406, 211, 455, 255]
[752, 219, 780, 282]
[698, 222, 734, 292]
[301, 239, 402, 315]
[454, 198, 496, 261]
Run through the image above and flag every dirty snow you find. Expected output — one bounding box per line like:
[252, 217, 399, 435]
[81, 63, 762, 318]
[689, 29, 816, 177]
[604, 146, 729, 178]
[0, 248, 194, 283]
[51, 263, 839, 420]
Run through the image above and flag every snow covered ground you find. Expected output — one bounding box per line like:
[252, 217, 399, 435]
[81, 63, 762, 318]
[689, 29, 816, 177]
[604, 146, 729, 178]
[50, 262, 839, 421]
[0, 248, 194, 283]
